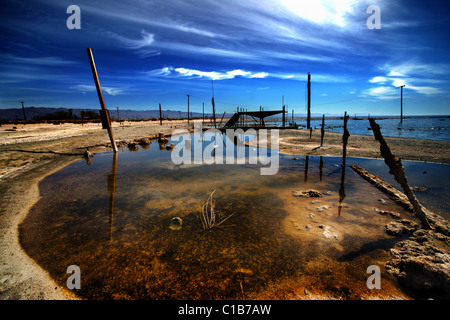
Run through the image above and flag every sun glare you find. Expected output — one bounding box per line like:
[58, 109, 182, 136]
[279, 0, 356, 26]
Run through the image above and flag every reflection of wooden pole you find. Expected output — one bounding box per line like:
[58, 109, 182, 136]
[369, 118, 430, 229]
[304, 155, 309, 183]
[319, 156, 323, 182]
[86, 48, 118, 153]
[108, 152, 118, 241]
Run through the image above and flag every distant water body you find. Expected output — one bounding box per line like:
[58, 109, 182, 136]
[295, 116, 449, 141]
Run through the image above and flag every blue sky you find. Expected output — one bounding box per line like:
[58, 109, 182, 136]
[1, 0, 449, 116]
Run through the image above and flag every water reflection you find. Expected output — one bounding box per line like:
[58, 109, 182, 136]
[108, 152, 118, 241]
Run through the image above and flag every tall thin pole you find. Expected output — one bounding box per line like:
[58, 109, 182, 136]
[20, 101, 26, 121]
[159, 103, 162, 125]
[86, 48, 117, 153]
[186, 94, 190, 124]
[399, 85, 405, 123]
[116, 107, 120, 121]
[202, 102, 205, 123]
[307, 72, 311, 129]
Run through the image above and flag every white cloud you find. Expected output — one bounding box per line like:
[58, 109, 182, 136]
[71, 84, 125, 96]
[369, 76, 389, 84]
[383, 61, 449, 77]
[362, 86, 398, 99]
[250, 72, 269, 78]
[146, 67, 269, 81]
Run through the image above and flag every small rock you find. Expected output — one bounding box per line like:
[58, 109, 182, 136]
[137, 137, 151, 145]
[316, 205, 330, 212]
[305, 224, 312, 230]
[385, 221, 415, 237]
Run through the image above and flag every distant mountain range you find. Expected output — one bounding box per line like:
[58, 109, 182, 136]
[0, 107, 210, 121]
[0, 106, 309, 121]
[3, 106, 430, 122]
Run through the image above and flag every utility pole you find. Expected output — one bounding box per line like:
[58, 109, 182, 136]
[186, 94, 190, 124]
[159, 103, 162, 125]
[307, 72, 311, 129]
[20, 101, 27, 121]
[399, 85, 405, 123]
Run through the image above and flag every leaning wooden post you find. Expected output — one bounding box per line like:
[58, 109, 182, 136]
[320, 114, 325, 146]
[86, 48, 118, 153]
[369, 118, 430, 229]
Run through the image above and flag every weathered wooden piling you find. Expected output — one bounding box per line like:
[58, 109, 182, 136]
[369, 118, 430, 229]
[86, 48, 118, 153]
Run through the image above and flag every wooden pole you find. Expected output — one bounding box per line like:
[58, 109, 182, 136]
[369, 118, 430, 229]
[320, 114, 325, 146]
[86, 48, 117, 153]
[159, 103, 162, 125]
[282, 105, 285, 127]
[186, 94, 190, 124]
[21, 101, 27, 121]
[399, 85, 405, 123]
[307, 72, 311, 129]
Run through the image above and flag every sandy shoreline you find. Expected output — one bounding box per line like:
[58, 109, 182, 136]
[0, 120, 448, 300]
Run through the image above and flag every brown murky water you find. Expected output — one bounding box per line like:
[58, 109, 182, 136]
[20, 134, 430, 300]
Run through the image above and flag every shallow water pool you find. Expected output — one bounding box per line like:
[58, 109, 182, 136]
[19, 133, 449, 299]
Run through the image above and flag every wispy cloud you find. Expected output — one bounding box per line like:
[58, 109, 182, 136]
[71, 84, 125, 96]
[168, 67, 268, 80]
[144, 67, 349, 83]
[366, 60, 449, 99]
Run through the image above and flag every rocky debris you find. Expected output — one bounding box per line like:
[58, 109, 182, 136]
[412, 186, 427, 191]
[385, 229, 450, 298]
[158, 133, 169, 143]
[137, 137, 151, 145]
[83, 148, 94, 159]
[127, 142, 139, 152]
[374, 208, 401, 219]
[316, 205, 330, 212]
[292, 189, 323, 198]
[319, 225, 338, 240]
[385, 221, 417, 237]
